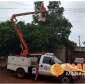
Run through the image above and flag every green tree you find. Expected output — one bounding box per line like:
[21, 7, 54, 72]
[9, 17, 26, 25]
[0, 21, 20, 55]
[33, 1, 76, 50]
[0, 1, 76, 56]
[27, 24, 49, 52]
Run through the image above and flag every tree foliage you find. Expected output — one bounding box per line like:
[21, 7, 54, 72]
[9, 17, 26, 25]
[0, 1, 76, 56]
[0, 21, 20, 55]
[33, 1, 76, 50]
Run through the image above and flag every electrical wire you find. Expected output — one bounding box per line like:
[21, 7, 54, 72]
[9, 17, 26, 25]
[0, 8, 85, 12]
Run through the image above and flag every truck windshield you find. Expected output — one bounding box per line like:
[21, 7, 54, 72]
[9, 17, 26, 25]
[54, 57, 62, 64]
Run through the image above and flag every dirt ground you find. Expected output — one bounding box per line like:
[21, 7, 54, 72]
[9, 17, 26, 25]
[0, 69, 57, 83]
[0, 59, 85, 83]
[0, 59, 58, 83]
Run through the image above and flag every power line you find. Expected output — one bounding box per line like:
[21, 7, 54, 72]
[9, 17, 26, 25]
[0, 8, 85, 11]
[0, 7, 31, 9]
[0, 7, 85, 15]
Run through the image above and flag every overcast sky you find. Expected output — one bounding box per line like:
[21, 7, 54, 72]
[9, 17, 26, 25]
[0, 0, 85, 46]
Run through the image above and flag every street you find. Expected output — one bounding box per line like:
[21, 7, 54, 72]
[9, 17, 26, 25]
[0, 59, 85, 83]
[0, 59, 58, 83]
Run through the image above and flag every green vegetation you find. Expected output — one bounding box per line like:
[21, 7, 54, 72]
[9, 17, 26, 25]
[0, 1, 76, 56]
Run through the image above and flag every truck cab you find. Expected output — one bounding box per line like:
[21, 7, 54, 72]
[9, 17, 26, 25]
[32, 53, 62, 76]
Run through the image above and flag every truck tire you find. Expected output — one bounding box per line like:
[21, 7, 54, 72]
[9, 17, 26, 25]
[16, 68, 25, 78]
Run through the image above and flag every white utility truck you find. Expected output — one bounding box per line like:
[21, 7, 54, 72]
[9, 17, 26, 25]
[7, 53, 62, 78]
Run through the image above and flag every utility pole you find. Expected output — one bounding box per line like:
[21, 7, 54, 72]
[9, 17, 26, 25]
[78, 35, 81, 47]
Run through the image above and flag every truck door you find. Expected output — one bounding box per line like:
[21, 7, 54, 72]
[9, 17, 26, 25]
[39, 56, 55, 76]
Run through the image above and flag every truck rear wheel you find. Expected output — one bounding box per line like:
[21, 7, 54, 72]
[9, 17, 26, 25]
[16, 68, 25, 78]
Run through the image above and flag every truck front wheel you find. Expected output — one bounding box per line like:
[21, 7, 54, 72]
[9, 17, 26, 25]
[16, 68, 25, 78]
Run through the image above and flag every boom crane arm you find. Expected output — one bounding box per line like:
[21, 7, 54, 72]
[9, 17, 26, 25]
[10, 2, 46, 57]
[10, 12, 35, 57]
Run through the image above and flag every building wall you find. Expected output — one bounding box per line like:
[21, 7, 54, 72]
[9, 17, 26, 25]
[54, 47, 85, 63]
[54, 47, 66, 62]
[71, 51, 85, 63]
[67, 47, 85, 63]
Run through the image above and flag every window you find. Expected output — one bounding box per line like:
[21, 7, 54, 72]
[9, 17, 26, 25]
[43, 57, 55, 65]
